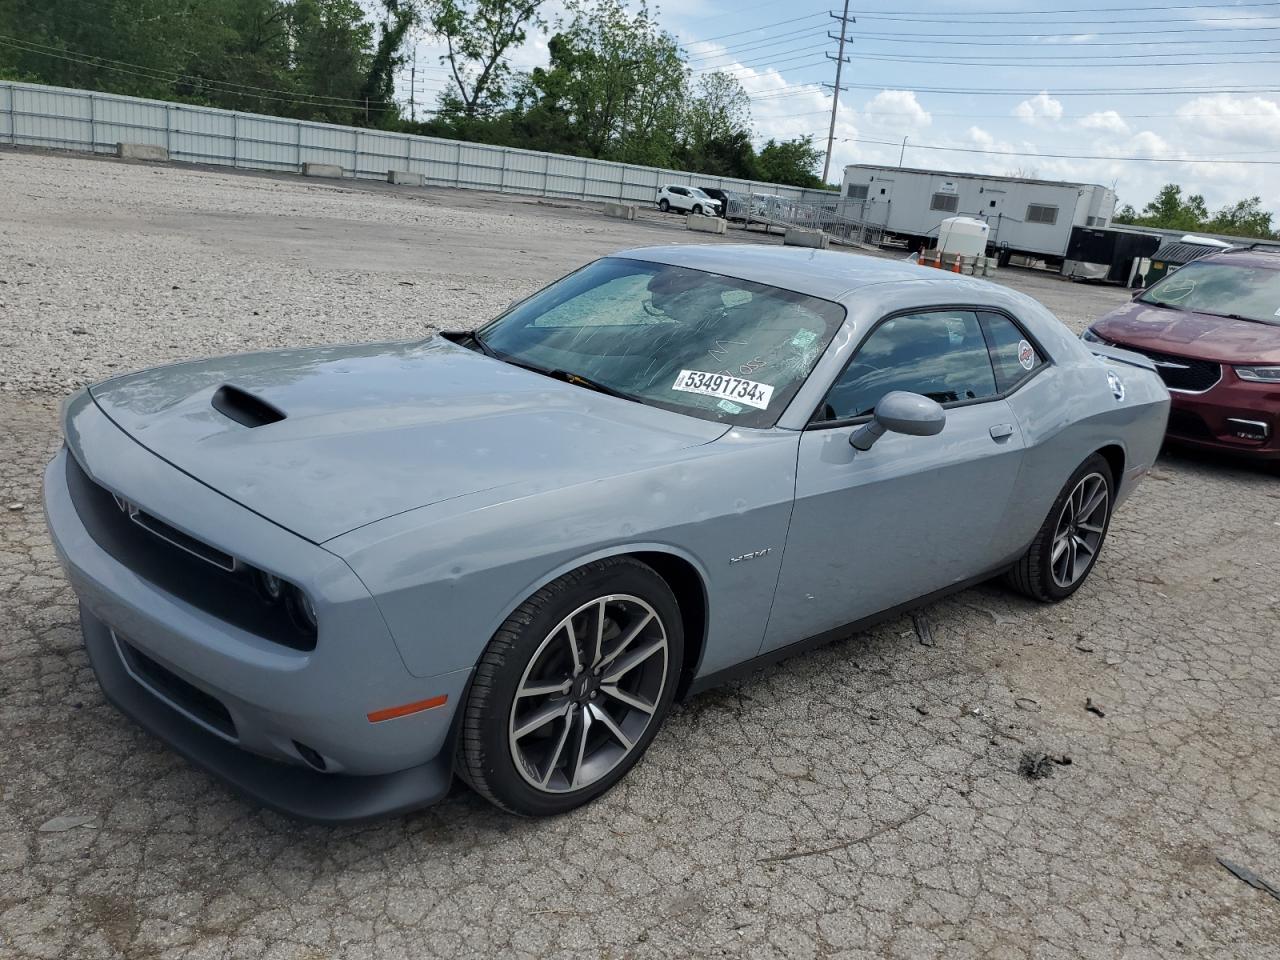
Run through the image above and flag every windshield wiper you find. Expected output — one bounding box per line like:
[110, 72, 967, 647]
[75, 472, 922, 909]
[469, 334, 636, 401]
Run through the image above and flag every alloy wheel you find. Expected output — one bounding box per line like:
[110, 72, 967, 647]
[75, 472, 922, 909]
[1050, 472, 1109, 588]
[508, 594, 668, 794]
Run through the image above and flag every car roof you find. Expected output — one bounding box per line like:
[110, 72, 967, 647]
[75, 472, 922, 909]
[613, 244, 939, 301]
[1200, 247, 1280, 270]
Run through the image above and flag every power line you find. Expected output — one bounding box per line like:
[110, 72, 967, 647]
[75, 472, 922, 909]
[681, 12, 829, 45]
[837, 135, 1280, 164]
[838, 11, 1280, 26]
[853, 31, 1280, 47]
[846, 1, 1280, 16]
[853, 51, 1280, 67]
[683, 25, 829, 61]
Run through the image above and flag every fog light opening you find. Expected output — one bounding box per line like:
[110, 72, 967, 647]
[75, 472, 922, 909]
[293, 740, 327, 771]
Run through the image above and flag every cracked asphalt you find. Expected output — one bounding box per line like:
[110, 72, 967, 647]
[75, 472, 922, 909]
[2, 150, 1279, 959]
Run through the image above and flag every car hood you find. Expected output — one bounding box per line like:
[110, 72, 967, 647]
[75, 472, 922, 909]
[88, 337, 727, 542]
[1093, 301, 1280, 364]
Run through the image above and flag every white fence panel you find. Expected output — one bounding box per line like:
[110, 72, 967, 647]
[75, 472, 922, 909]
[1, 81, 839, 209]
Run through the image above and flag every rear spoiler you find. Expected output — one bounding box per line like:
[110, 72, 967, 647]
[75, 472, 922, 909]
[1085, 342, 1157, 373]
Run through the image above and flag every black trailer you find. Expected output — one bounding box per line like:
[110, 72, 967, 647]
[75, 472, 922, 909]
[1062, 227, 1161, 286]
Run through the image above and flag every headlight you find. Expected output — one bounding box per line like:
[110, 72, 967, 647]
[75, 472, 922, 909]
[288, 587, 318, 631]
[1234, 366, 1280, 383]
[1081, 327, 1111, 345]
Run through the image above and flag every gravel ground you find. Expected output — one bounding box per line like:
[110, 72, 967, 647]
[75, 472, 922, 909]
[2, 149, 1279, 960]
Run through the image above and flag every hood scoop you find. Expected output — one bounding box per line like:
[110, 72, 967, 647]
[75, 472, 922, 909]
[211, 384, 286, 428]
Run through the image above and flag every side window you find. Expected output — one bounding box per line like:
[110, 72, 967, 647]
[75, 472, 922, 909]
[820, 311, 998, 421]
[980, 312, 1045, 392]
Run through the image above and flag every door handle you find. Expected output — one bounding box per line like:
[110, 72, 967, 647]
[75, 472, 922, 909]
[989, 423, 1015, 441]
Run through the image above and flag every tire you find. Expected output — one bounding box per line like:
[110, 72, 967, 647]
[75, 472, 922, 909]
[1006, 453, 1115, 603]
[457, 557, 683, 816]
[692, 203, 704, 216]
[658, 198, 670, 212]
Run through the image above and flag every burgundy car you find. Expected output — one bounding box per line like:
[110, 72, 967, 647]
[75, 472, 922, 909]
[1084, 247, 1280, 462]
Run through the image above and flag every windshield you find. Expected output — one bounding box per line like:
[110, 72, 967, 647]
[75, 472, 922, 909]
[477, 257, 846, 427]
[688, 188, 710, 199]
[1139, 260, 1280, 325]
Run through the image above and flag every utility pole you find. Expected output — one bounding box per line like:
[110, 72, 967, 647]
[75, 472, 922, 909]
[822, 1, 854, 185]
[409, 46, 417, 123]
[899, 136, 908, 167]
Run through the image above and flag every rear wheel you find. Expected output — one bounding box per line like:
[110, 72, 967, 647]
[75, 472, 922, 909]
[658, 198, 670, 212]
[457, 558, 682, 816]
[1007, 453, 1114, 602]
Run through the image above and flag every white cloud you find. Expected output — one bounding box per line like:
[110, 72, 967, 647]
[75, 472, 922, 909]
[1078, 111, 1130, 137]
[860, 90, 931, 129]
[1013, 92, 1064, 126]
[1175, 95, 1280, 148]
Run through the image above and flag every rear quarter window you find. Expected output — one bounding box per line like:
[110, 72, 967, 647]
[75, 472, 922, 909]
[980, 312, 1045, 392]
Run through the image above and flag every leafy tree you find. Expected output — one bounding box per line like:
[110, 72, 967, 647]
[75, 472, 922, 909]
[1204, 197, 1275, 240]
[677, 71, 753, 177]
[520, 0, 687, 164]
[1115, 184, 1278, 240]
[422, 0, 544, 120]
[753, 135, 826, 189]
[358, 0, 414, 126]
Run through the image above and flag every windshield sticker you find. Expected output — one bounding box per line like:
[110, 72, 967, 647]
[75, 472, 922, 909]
[673, 370, 774, 409]
[717, 398, 744, 414]
[1017, 339, 1035, 370]
[790, 328, 818, 348]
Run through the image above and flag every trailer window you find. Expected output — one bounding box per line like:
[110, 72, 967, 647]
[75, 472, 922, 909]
[930, 193, 959, 213]
[1027, 204, 1058, 225]
[847, 184, 869, 200]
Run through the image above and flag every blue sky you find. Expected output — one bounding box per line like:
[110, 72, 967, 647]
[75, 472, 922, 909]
[395, 1, 1280, 212]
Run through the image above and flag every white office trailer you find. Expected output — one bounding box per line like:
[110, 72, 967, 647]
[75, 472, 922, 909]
[839, 164, 1116, 266]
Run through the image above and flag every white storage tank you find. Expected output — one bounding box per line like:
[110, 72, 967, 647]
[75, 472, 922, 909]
[937, 217, 989, 258]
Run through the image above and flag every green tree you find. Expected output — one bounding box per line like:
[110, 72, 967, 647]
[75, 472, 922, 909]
[422, 0, 544, 120]
[1205, 197, 1276, 240]
[678, 71, 753, 177]
[753, 135, 825, 189]
[519, 0, 687, 164]
[358, 0, 414, 126]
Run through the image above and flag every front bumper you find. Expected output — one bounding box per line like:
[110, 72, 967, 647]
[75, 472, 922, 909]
[44, 395, 470, 821]
[1165, 372, 1280, 461]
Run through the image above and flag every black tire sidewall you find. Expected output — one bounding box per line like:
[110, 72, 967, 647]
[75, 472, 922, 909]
[1032, 454, 1115, 601]
[464, 560, 684, 816]
[692, 204, 703, 216]
[658, 199, 669, 211]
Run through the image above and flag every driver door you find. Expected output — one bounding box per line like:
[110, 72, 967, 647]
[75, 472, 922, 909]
[760, 309, 1026, 653]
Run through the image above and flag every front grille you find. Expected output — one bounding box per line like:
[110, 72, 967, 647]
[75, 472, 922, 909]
[1123, 346, 1222, 392]
[65, 454, 316, 651]
[117, 636, 237, 739]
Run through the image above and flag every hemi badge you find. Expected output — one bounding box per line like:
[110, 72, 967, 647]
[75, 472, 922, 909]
[367, 695, 448, 723]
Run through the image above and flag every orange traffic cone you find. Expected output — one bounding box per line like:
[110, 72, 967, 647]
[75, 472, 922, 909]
[933, 248, 942, 269]
[953, 255, 963, 274]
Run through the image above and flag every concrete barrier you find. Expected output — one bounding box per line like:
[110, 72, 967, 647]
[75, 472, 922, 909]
[602, 201, 637, 221]
[686, 214, 727, 235]
[388, 169, 425, 186]
[783, 228, 829, 250]
[115, 142, 168, 162]
[303, 162, 344, 179]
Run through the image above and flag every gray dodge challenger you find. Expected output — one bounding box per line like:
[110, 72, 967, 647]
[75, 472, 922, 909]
[44, 245, 1169, 820]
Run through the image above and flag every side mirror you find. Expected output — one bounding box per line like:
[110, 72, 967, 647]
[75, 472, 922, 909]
[849, 391, 946, 451]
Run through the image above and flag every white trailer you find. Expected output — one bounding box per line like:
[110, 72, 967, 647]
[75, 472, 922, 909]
[839, 164, 1115, 265]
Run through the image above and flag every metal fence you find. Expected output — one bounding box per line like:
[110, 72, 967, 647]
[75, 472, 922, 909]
[0, 80, 841, 210]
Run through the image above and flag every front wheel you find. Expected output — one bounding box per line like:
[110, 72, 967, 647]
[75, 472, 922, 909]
[658, 198, 670, 212]
[692, 203, 704, 216]
[1006, 453, 1114, 602]
[457, 557, 683, 816]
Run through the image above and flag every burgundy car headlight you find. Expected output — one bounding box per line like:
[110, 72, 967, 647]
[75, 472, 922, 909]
[1234, 366, 1280, 383]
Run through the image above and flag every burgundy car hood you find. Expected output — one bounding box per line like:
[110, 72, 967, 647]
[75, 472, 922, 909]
[1093, 302, 1280, 364]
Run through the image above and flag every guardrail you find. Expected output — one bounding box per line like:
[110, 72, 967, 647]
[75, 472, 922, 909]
[0, 80, 842, 212]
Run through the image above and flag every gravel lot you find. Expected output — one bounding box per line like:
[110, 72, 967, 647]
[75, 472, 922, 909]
[2, 149, 1278, 960]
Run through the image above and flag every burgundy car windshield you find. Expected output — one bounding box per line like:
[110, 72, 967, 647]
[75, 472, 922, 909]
[477, 258, 846, 428]
[1139, 260, 1280, 326]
